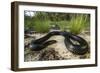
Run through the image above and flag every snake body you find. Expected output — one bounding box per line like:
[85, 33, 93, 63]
[29, 31, 89, 55]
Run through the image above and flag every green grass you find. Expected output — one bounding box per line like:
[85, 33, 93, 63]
[69, 14, 88, 34]
[34, 19, 50, 33]
[24, 12, 90, 34]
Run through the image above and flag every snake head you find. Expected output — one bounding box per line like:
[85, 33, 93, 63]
[29, 40, 57, 51]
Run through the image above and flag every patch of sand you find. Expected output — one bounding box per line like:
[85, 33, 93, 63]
[24, 33, 90, 62]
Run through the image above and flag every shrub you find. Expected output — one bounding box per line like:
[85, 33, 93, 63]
[33, 19, 50, 33]
[69, 14, 88, 34]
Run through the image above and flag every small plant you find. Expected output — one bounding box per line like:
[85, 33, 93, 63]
[33, 19, 50, 33]
[69, 14, 88, 34]
[32, 12, 50, 33]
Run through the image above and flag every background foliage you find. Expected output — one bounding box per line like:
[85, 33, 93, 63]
[24, 11, 90, 34]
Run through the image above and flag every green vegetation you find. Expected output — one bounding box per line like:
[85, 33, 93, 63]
[33, 20, 50, 33]
[69, 14, 89, 34]
[24, 11, 90, 34]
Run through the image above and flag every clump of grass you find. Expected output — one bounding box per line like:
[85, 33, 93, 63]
[33, 12, 50, 33]
[34, 19, 50, 33]
[69, 14, 88, 34]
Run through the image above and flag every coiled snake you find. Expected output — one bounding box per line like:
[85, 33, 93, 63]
[29, 31, 89, 55]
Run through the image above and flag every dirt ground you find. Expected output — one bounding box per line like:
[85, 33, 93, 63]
[24, 32, 90, 62]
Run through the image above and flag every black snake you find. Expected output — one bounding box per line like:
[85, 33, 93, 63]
[29, 31, 89, 55]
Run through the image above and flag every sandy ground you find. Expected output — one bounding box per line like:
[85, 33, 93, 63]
[24, 33, 90, 62]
